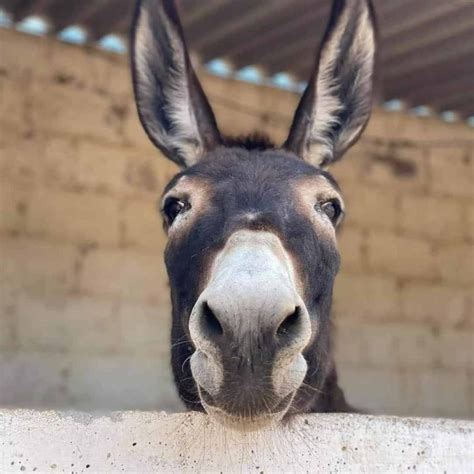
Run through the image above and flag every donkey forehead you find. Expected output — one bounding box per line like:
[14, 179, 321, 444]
[162, 149, 343, 205]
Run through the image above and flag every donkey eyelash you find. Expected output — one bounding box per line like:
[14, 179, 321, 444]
[161, 196, 191, 226]
[315, 198, 344, 225]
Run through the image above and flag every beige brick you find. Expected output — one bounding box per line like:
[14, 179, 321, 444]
[0, 237, 77, 295]
[65, 296, 121, 354]
[438, 329, 474, 370]
[337, 226, 364, 272]
[54, 44, 131, 99]
[404, 370, 470, 418]
[437, 244, 474, 285]
[367, 110, 474, 144]
[338, 366, 407, 414]
[100, 58, 133, 98]
[360, 111, 395, 139]
[361, 324, 409, 368]
[206, 75, 275, 137]
[0, 182, 32, 234]
[16, 295, 61, 353]
[401, 283, 470, 327]
[337, 322, 440, 370]
[80, 248, 169, 304]
[256, 82, 295, 140]
[118, 301, 171, 356]
[41, 137, 80, 189]
[212, 101, 263, 138]
[123, 107, 154, 149]
[0, 29, 131, 100]
[466, 295, 474, 330]
[123, 152, 161, 195]
[0, 351, 180, 410]
[330, 154, 361, 188]
[17, 294, 120, 354]
[363, 145, 427, 192]
[30, 82, 125, 144]
[0, 29, 129, 100]
[0, 295, 17, 350]
[393, 325, 439, 368]
[0, 75, 30, 127]
[208, 74, 277, 117]
[67, 354, 181, 411]
[468, 204, 474, 242]
[367, 232, 437, 279]
[0, 124, 42, 184]
[0, 352, 73, 408]
[122, 198, 167, 252]
[42, 138, 127, 195]
[0, 29, 52, 80]
[342, 185, 397, 230]
[400, 195, 464, 242]
[76, 141, 127, 194]
[469, 373, 474, 417]
[27, 189, 120, 245]
[330, 140, 375, 187]
[123, 148, 176, 196]
[429, 147, 473, 198]
[333, 273, 400, 321]
[49, 39, 111, 91]
[333, 323, 367, 367]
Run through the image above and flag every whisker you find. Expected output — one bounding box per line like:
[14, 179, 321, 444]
[170, 339, 192, 350]
[181, 354, 192, 372]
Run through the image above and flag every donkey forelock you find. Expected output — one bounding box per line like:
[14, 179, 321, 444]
[131, 0, 376, 430]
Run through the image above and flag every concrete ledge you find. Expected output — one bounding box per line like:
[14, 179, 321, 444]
[1, 410, 473, 473]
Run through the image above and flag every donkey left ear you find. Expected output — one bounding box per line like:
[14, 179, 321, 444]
[284, 0, 376, 168]
[131, 0, 222, 168]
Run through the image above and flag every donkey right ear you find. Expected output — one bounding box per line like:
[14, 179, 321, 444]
[131, 0, 222, 168]
[284, 0, 376, 168]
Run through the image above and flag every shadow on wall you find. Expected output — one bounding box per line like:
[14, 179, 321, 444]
[0, 29, 473, 419]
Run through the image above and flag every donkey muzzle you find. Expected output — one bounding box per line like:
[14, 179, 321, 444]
[188, 231, 311, 428]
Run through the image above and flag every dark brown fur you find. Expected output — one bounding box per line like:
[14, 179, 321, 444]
[131, 0, 376, 419]
[164, 148, 353, 414]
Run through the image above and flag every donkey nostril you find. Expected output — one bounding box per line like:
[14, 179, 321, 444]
[276, 307, 301, 338]
[202, 302, 224, 338]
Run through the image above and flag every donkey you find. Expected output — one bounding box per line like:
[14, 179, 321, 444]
[131, 0, 376, 430]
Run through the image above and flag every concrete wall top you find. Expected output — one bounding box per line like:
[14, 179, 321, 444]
[1, 410, 473, 473]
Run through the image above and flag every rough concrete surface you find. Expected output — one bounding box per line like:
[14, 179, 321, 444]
[1, 410, 473, 473]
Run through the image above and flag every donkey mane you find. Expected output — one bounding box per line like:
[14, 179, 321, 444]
[222, 134, 276, 151]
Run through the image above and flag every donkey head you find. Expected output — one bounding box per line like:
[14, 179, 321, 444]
[132, 0, 376, 430]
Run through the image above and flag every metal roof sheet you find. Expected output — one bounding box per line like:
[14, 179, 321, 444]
[1, 0, 473, 119]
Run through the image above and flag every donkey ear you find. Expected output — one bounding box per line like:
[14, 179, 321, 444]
[284, 0, 376, 167]
[131, 0, 222, 168]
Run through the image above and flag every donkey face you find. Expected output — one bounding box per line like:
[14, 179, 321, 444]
[132, 0, 375, 430]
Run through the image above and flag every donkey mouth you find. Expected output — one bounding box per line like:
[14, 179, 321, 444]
[198, 386, 295, 431]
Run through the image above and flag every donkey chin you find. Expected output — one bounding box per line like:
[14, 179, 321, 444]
[191, 350, 309, 431]
[188, 231, 312, 431]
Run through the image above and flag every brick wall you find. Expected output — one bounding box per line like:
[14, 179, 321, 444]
[0, 29, 473, 418]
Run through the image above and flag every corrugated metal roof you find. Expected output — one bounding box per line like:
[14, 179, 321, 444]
[1, 0, 473, 120]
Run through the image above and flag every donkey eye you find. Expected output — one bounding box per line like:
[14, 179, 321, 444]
[163, 198, 189, 225]
[318, 200, 342, 224]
